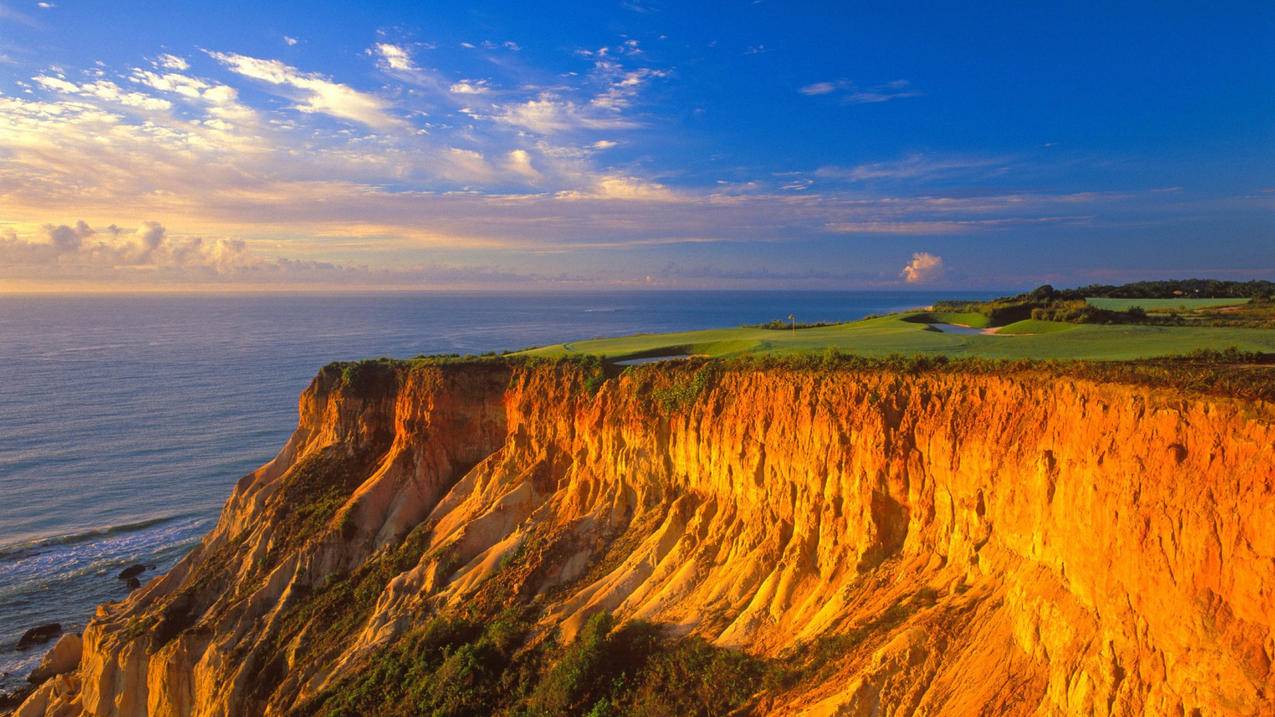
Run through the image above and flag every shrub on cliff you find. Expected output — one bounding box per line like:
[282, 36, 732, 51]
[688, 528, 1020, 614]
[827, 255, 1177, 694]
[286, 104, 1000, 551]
[648, 363, 719, 411]
[301, 607, 767, 716]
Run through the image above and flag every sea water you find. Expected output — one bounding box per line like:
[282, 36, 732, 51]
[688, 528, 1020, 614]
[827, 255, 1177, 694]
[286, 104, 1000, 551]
[0, 290, 995, 688]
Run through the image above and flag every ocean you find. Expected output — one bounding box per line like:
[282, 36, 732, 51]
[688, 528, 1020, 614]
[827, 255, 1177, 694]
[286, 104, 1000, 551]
[0, 290, 995, 688]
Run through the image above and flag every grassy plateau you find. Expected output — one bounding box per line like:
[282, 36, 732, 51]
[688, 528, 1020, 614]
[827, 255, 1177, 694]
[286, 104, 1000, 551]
[521, 282, 1275, 362]
[522, 312, 1275, 362]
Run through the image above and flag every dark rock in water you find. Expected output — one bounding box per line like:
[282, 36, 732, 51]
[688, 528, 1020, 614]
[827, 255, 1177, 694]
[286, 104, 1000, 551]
[0, 684, 35, 710]
[118, 564, 146, 580]
[126, 577, 142, 590]
[17, 623, 61, 650]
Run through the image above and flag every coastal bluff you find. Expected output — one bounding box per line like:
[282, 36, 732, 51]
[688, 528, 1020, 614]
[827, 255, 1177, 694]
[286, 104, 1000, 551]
[16, 358, 1275, 716]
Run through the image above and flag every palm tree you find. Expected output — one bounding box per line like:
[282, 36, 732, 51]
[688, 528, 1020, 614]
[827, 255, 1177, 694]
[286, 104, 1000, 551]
[788, 313, 796, 334]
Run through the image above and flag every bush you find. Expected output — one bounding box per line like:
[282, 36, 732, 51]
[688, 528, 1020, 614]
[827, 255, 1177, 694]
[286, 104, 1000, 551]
[649, 363, 718, 411]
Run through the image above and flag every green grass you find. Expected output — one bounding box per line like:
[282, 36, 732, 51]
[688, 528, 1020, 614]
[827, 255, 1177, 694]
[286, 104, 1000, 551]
[1086, 297, 1250, 312]
[521, 311, 1275, 361]
[994, 319, 1076, 335]
[926, 311, 991, 328]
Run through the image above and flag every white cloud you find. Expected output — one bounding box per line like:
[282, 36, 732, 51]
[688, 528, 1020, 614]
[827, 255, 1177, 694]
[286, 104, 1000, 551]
[209, 51, 401, 129]
[901, 252, 944, 283]
[31, 75, 76, 93]
[36, 1, 54, 8]
[589, 63, 667, 112]
[283, 35, 299, 47]
[0, 219, 576, 288]
[506, 149, 540, 181]
[591, 139, 618, 150]
[155, 53, 189, 71]
[374, 43, 415, 71]
[496, 94, 639, 134]
[34, 75, 172, 111]
[489, 56, 666, 135]
[437, 147, 495, 183]
[0, 220, 255, 271]
[449, 79, 489, 95]
[130, 68, 208, 98]
[557, 175, 679, 201]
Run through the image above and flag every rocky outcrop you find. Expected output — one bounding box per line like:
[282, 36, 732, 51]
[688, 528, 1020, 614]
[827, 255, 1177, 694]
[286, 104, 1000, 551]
[19, 359, 1275, 715]
[28, 635, 83, 686]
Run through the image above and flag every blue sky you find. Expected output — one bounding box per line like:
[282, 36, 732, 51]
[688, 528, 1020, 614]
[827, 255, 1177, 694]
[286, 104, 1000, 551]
[0, 0, 1271, 290]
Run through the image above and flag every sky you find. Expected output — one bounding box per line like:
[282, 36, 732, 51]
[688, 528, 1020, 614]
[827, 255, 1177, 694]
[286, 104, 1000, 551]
[0, 0, 1271, 291]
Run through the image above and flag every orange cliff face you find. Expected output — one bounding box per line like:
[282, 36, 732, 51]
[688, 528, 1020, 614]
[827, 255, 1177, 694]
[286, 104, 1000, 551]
[16, 360, 1275, 716]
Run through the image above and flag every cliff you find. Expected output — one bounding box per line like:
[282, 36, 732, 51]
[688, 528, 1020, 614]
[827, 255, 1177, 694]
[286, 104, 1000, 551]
[17, 358, 1275, 716]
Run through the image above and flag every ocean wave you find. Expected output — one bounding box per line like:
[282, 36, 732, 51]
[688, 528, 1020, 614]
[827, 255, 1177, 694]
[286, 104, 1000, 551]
[0, 519, 210, 605]
[0, 512, 206, 562]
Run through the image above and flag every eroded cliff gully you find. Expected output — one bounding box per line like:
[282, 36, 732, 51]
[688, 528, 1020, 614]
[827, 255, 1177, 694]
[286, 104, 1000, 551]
[16, 360, 1275, 716]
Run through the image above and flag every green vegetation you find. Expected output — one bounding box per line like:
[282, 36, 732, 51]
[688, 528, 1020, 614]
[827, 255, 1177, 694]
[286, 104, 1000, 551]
[1081, 296, 1275, 328]
[521, 311, 1275, 362]
[931, 285, 1149, 326]
[513, 280, 1275, 361]
[925, 282, 1275, 329]
[1086, 297, 1251, 311]
[1073, 279, 1275, 299]
[649, 363, 718, 410]
[270, 448, 375, 556]
[746, 319, 840, 330]
[299, 609, 767, 717]
[295, 552, 961, 716]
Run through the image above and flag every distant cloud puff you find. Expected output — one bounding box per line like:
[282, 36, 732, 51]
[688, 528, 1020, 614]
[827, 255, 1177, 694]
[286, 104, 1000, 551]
[800, 79, 921, 105]
[449, 79, 489, 95]
[557, 175, 679, 202]
[374, 43, 414, 71]
[816, 153, 1006, 183]
[799, 81, 837, 96]
[283, 35, 299, 47]
[155, 53, 188, 71]
[506, 149, 540, 181]
[901, 252, 944, 283]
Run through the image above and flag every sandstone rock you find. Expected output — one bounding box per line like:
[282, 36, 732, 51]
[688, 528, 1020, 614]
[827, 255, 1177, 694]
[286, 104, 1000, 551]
[26, 634, 82, 685]
[19, 362, 1275, 716]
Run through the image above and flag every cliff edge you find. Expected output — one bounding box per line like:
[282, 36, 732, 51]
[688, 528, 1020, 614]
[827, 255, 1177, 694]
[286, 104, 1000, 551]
[17, 358, 1275, 716]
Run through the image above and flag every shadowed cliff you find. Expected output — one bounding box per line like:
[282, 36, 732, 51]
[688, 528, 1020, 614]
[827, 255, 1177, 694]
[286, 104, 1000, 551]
[16, 356, 1275, 716]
